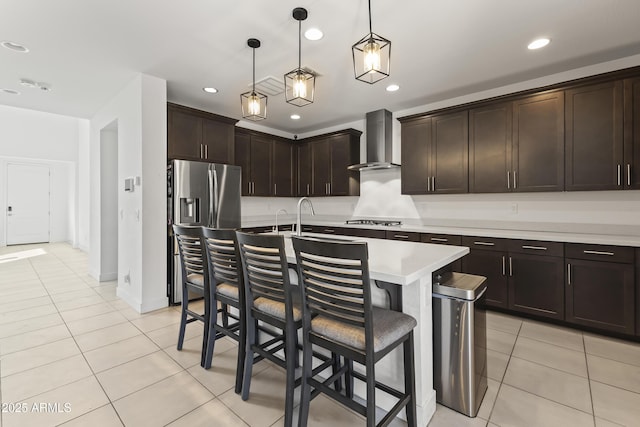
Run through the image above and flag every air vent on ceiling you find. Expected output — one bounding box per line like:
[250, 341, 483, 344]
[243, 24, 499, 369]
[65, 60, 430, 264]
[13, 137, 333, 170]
[253, 76, 285, 96]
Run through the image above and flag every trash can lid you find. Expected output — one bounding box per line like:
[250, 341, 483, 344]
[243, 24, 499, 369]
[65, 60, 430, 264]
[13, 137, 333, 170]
[432, 272, 487, 300]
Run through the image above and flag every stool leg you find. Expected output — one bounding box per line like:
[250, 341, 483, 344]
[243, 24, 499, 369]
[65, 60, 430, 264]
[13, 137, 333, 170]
[284, 322, 297, 427]
[345, 358, 354, 399]
[404, 332, 417, 427]
[234, 304, 246, 394]
[366, 362, 376, 427]
[203, 294, 217, 369]
[177, 292, 188, 351]
[297, 332, 312, 427]
[332, 353, 342, 392]
[241, 312, 256, 401]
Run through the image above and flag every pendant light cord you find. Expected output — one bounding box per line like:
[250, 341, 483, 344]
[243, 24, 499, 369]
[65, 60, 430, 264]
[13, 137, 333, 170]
[252, 47, 256, 93]
[368, 0, 372, 34]
[298, 19, 302, 70]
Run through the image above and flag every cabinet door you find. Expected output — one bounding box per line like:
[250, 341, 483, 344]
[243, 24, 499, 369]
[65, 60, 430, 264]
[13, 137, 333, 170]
[250, 135, 272, 196]
[234, 132, 251, 196]
[624, 78, 640, 189]
[512, 91, 564, 192]
[202, 118, 234, 164]
[329, 134, 358, 196]
[461, 249, 508, 309]
[272, 140, 294, 197]
[401, 118, 431, 194]
[637, 249, 640, 336]
[311, 139, 331, 196]
[508, 253, 564, 320]
[431, 111, 468, 193]
[297, 143, 312, 196]
[168, 109, 202, 161]
[566, 81, 624, 191]
[566, 258, 634, 335]
[469, 103, 512, 193]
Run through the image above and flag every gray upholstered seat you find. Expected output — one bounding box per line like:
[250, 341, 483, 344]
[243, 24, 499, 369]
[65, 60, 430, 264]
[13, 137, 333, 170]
[217, 282, 239, 299]
[186, 273, 204, 287]
[311, 307, 417, 352]
[254, 290, 302, 322]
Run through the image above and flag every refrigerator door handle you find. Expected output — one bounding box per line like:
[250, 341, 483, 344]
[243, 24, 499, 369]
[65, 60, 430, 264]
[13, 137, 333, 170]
[213, 166, 220, 226]
[208, 167, 215, 227]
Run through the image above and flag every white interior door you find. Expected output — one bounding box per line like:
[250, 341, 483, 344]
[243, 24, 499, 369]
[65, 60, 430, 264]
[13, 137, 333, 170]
[6, 163, 51, 245]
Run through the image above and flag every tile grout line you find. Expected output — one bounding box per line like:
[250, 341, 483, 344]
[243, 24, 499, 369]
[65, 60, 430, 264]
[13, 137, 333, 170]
[582, 332, 597, 427]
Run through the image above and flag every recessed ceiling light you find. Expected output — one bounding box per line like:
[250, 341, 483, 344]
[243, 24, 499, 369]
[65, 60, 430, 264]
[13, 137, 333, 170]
[1, 41, 29, 53]
[304, 28, 323, 41]
[291, 114, 301, 120]
[203, 87, 218, 93]
[386, 84, 400, 92]
[1, 88, 20, 95]
[528, 38, 550, 50]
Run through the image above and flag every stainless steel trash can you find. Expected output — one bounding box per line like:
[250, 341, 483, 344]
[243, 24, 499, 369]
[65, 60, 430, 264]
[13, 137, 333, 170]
[432, 272, 488, 417]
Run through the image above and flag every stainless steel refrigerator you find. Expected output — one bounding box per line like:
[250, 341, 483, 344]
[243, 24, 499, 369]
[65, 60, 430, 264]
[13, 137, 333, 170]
[167, 159, 241, 305]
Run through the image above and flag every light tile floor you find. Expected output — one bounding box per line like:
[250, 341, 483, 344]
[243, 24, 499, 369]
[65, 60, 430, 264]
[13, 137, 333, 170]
[1, 243, 639, 426]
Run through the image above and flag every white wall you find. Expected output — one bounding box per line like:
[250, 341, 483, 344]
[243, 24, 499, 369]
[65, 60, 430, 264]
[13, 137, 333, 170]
[89, 73, 167, 313]
[0, 105, 86, 246]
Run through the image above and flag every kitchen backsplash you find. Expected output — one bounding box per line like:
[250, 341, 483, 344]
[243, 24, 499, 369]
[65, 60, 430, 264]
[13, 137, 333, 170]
[242, 168, 640, 236]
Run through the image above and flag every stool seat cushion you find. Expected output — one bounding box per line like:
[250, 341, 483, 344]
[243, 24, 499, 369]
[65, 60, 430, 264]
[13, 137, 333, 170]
[186, 273, 205, 287]
[216, 282, 239, 300]
[311, 307, 417, 352]
[254, 290, 302, 322]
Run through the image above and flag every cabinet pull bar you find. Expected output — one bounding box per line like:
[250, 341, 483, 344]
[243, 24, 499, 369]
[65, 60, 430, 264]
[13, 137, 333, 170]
[473, 241, 495, 246]
[200, 144, 204, 159]
[307, 183, 310, 195]
[427, 177, 430, 192]
[432, 176, 435, 192]
[522, 245, 547, 251]
[274, 184, 277, 195]
[617, 164, 622, 186]
[324, 229, 335, 233]
[628, 164, 632, 186]
[507, 171, 510, 189]
[430, 237, 448, 242]
[204, 145, 208, 159]
[509, 257, 513, 276]
[502, 256, 506, 276]
[395, 235, 410, 239]
[567, 263, 571, 285]
[328, 182, 331, 194]
[248, 182, 251, 194]
[513, 170, 517, 189]
[583, 250, 615, 256]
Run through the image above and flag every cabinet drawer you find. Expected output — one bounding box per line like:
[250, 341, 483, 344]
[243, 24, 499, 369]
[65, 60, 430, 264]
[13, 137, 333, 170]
[348, 228, 386, 239]
[508, 240, 564, 257]
[386, 230, 421, 242]
[421, 233, 462, 246]
[461, 236, 508, 251]
[565, 243, 634, 264]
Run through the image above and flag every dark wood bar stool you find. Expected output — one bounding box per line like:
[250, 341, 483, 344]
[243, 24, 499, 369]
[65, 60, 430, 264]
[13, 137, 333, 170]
[201, 227, 244, 393]
[172, 224, 210, 365]
[292, 236, 418, 427]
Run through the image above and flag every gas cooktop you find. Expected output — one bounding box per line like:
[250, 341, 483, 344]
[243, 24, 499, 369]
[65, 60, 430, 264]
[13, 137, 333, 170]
[345, 219, 402, 226]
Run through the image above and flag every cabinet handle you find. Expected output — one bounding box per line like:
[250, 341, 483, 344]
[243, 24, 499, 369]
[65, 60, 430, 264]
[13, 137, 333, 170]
[618, 164, 622, 186]
[628, 164, 632, 186]
[507, 171, 510, 189]
[567, 263, 571, 285]
[502, 255, 506, 276]
[328, 182, 331, 194]
[307, 183, 310, 195]
[431, 176, 435, 192]
[430, 237, 448, 242]
[583, 250, 615, 256]
[274, 183, 277, 195]
[522, 245, 547, 251]
[200, 144, 204, 159]
[204, 145, 208, 159]
[473, 241, 495, 246]
[323, 229, 335, 233]
[248, 182, 251, 194]
[509, 256, 513, 276]
[427, 177, 430, 192]
[513, 170, 517, 189]
[394, 234, 410, 239]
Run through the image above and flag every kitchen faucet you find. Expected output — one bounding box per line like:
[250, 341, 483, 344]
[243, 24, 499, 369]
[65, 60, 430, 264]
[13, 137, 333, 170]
[296, 197, 315, 236]
[274, 209, 288, 234]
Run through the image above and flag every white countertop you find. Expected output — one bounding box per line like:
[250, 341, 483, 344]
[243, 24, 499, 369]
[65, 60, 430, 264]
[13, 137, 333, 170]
[278, 232, 469, 285]
[244, 217, 640, 247]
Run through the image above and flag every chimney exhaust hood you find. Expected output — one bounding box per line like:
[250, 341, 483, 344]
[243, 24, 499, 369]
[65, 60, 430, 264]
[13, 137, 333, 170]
[348, 109, 400, 171]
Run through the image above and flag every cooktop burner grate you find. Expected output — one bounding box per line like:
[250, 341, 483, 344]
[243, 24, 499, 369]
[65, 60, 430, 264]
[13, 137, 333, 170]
[345, 219, 402, 226]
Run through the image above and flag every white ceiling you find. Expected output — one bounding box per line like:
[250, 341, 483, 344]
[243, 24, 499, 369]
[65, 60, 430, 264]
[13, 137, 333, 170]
[2, 0, 640, 133]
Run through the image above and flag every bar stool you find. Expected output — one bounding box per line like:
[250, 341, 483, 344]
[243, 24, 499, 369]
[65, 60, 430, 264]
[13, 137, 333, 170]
[172, 224, 210, 365]
[292, 236, 418, 427]
[201, 227, 244, 394]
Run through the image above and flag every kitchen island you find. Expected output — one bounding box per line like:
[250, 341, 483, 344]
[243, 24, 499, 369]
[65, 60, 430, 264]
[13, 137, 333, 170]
[279, 232, 469, 426]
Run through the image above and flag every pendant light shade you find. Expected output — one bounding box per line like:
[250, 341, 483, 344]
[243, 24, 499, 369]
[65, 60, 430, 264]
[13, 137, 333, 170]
[352, 0, 390, 84]
[241, 38, 268, 121]
[284, 7, 315, 107]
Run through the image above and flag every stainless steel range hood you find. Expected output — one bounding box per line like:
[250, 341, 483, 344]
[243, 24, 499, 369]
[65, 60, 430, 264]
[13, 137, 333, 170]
[348, 109, 400, 171]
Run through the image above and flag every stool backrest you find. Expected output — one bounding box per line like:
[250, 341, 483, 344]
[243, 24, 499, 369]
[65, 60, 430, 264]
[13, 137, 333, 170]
[201, 227, 242, 290]
[235, 232, 295, 318]
[291, 237, 373, 342]
[173, 224, 206, 283]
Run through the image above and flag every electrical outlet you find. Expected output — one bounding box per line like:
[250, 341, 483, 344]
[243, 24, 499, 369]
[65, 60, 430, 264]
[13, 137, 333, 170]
[124, 272, 130, 284]
[510, 203, 518, 214]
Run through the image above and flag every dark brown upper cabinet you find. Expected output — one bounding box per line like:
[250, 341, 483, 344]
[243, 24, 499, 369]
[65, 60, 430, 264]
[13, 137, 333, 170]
[234, 130, 272, 196]
[167, 103, 236, 163]
[272, 139, 295, 197]
[296, 142, 312, 196]
[469, 103, 512, 193]
[566, 81, 624, 191]
[400, 111, 468, 194]
[624, 77, 640, 189]
[309, 130, 361, 197]
[512, 91, 565, 192]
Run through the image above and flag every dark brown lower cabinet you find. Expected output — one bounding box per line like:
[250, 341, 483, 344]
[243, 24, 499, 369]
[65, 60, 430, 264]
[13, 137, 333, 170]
[422, 234, 463, 271]
[461, 249, 509, 309]
[637, 249, 640, 336]
[565, 252, 635, 335]
[508, 253, 564, 320]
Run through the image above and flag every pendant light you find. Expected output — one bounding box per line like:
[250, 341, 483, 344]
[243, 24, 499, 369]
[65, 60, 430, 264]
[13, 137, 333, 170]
[284, 7, 315, 107]
[241, 38, 267, 121]
[352, 0, 391, 84]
